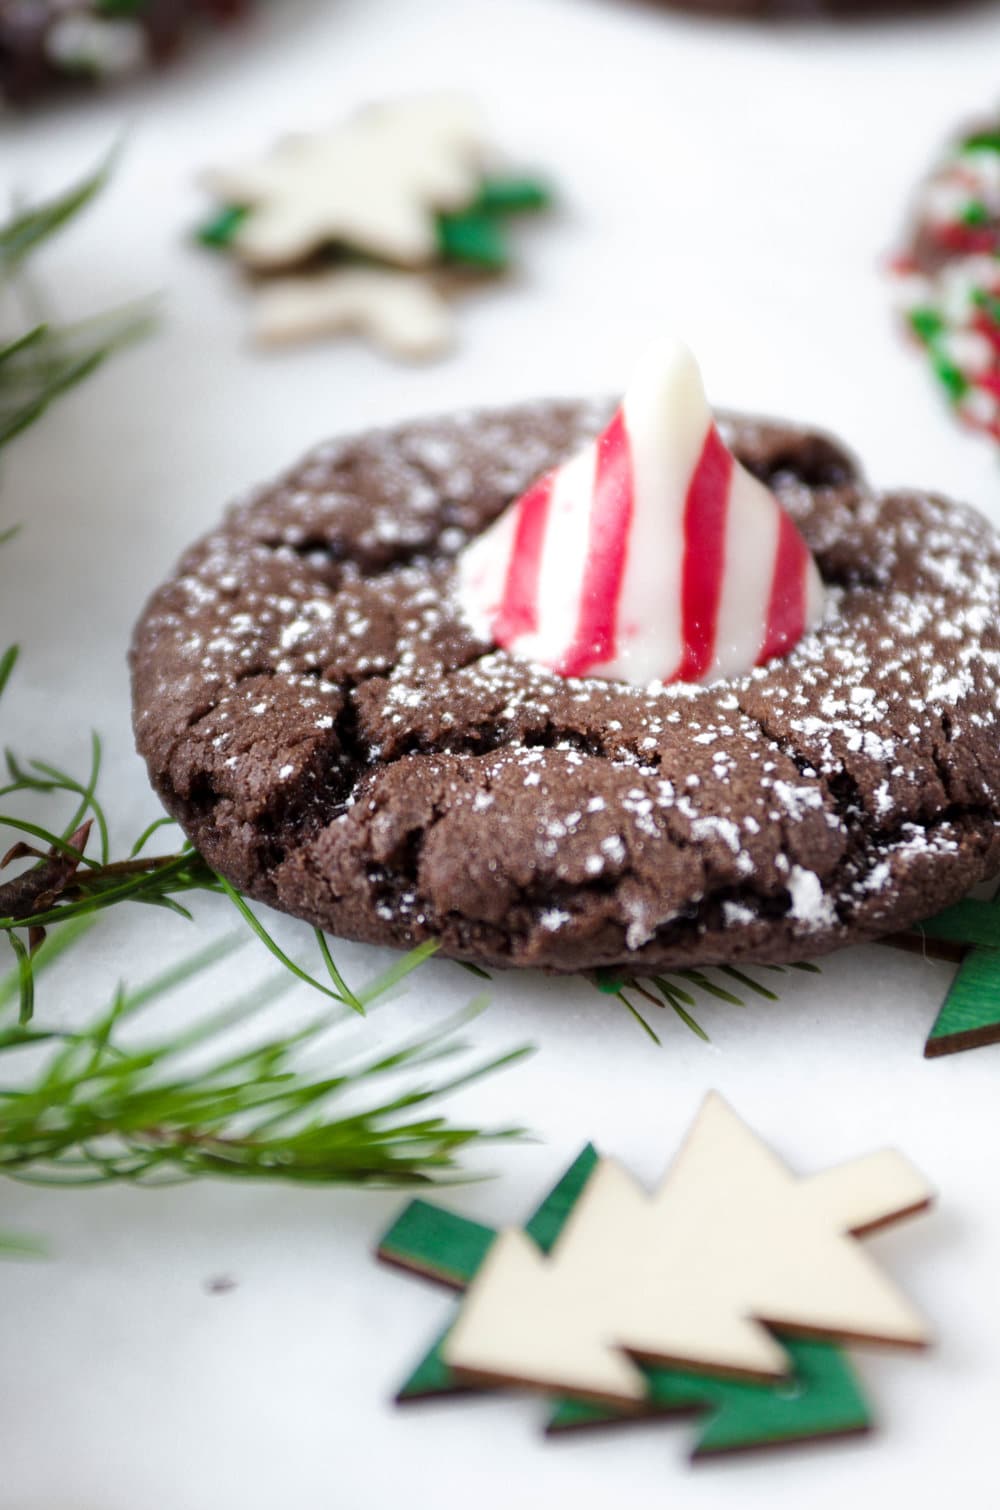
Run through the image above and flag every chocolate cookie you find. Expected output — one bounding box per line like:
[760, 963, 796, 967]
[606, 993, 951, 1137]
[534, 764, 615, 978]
[645, 0, 968, 15]
[0, 0, 248, 105]
[130, 405, 1000, 973]
[893, 119, 1000, 448]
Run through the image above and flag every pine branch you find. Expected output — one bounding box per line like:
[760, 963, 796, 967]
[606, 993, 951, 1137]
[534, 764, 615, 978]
[0, 936, 530, 1190]
[0, 1228, 44, 1258]
[594, 960, 821, 1045]
[0, 307, 155, 451]
[0, 755, 434, 1028]
[0, 153, 115, 274]
[0, 727, 447, 1028]
[0, 632, 813, 1047]
[0, 578, 530, 1197]
[1, 152, 153, 453]
[0, 516, 447, 1034]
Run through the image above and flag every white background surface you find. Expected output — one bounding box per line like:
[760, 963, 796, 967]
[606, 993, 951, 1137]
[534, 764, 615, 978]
[2, 1, 1000, 1505]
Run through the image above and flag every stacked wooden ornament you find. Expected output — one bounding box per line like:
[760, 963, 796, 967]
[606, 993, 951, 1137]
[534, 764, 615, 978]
[380, 1094, 934, 1459]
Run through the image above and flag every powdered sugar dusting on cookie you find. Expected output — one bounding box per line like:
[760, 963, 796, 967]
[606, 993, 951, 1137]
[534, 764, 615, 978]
[130, 401, 1000, 973]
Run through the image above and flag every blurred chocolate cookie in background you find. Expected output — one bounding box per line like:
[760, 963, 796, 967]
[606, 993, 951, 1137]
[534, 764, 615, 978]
[646, 0, 982, 15]
[0, 0, 249, 105]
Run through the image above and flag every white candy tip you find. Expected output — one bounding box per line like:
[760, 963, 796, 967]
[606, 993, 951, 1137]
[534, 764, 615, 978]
[623, 339, 709, 429]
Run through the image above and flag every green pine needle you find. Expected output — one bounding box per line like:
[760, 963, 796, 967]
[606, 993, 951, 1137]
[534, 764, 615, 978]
[6, 932, 32, 1026]
[0, 645, 19, 700]
[314, 927, 365, 1014]
[0, 153, 115, 274]
[0, 636, 445, 1029]
[0, 575, 529, 1192]
[0, 939, 530, 1189]
[356, 940, 441, 1008]
[0, 1228, 45, 1259]
[214, 875, 356, 1009]
[0, 306, 155, 451]
[719, 963, 780, 1001]
[614, 989, 661, 1046]
[1, 521, 810, 1066]
[594, 951, 818, 1043]
[0, 916, 96, 1013]
[1, 152, 153, 454]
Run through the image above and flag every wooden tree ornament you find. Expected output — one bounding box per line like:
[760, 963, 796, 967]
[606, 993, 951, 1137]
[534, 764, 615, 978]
[891, 888, 1000, 1056]
[441, 1095, 930, 1405]
[377, 1100, 933, 1456]
[198, 97, 552, 359]
[202, 96, 491, 270]
[379, 1145, 599, 1404]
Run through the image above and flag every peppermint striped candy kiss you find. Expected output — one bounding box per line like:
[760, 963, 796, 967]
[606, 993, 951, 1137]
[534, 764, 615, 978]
[455, 341, 825, 686]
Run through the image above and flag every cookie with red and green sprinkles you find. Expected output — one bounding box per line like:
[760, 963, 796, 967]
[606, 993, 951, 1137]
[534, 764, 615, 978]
[0, 0, 250, 105]
[892, 119, 1000, 446]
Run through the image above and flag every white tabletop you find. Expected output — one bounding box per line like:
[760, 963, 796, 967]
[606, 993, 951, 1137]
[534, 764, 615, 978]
[2, 2, 1000, 1506]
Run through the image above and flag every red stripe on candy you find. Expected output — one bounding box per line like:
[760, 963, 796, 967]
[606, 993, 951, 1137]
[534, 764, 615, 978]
[974, 371, 1000, 400]
[558, 408, 634, 677]
[758, 511, 809, 666]
[972, 310, 1000, 355]
[673, 426, 732, 682]
[492, 472, 555, 644]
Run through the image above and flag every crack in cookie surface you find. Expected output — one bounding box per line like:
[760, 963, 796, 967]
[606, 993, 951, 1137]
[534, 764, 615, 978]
[130, 402, 1000, 972]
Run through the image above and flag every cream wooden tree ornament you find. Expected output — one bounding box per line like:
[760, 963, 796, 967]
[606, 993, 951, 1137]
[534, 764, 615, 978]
[202, 95, 488, 271]
[442, 1094, 933, 1407]
[252, 268, 454, 358]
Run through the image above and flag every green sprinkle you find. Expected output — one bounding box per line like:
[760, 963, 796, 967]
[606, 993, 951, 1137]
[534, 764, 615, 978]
[435, 176, 552, 269]
[962, 132, 1000, 154]
[972, 288, 1000, 326]
[196, 205, 249, 250]
[961, 200, 991, 228]
[931, 351, 969, 402]
[593, 967, 629, 995]
[908, 306, 944, 343]
[475, 176, 553, 215]
[437, 210, 510, 270]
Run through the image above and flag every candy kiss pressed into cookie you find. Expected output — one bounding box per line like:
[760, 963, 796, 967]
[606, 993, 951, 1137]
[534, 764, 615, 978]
[131, 345, 1000, 974]
[456, 341, 824, 685]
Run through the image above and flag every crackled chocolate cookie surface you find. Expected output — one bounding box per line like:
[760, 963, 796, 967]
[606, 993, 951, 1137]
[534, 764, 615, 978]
[131, 404, 1000, 972]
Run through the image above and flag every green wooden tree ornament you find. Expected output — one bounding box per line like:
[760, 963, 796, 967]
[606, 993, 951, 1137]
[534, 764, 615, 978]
[547, 1336, 870, 1458]
[377, 1144, 873, 1457]
[897, 888, 1000, 1057]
